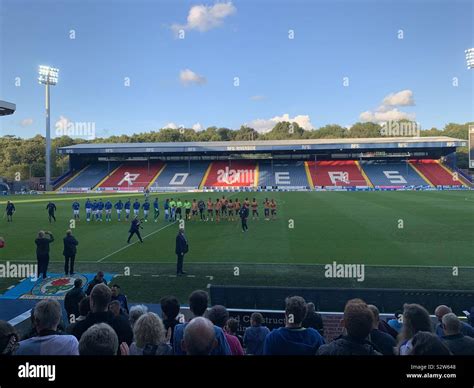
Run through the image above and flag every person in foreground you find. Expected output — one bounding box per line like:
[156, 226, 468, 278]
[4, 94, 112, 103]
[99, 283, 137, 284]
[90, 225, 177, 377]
[182, 317, 217, 355]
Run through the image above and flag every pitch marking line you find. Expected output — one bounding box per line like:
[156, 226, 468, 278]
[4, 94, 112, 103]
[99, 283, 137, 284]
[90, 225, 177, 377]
[97, 221, 177, 263]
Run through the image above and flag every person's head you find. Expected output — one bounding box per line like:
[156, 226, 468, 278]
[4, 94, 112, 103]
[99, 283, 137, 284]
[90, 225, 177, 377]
[78, 296, 91, 317]
[189, 290, 208, 317]
[96, 271, 104, 281]
[401, 303, 433, 341]
[206, 305, 229, 328]
[108, 300, 121, 317]
[37, 230, 45, 239]
[342, 299, 374, 340]
[285, 296, 307, 327]
[129, 304, 148, 328]
[410, 331, 451, 355]
[74, 278, 83, 288]
[79, 323, 118, 356]
[90, 284, 112, 313]
[111, 284, 121, 297]
[133, 312, 166, 349]
[367, 304, 380, 329]
[66, 229, 72, 237]
[306, 302, 316, 314]
[434, 305, 452, 323]
[250, 312, 264, 327]
[0, 320, 19, 355]
[226, 318, 239, 335]
[182, 317, 217, 355]
[33, 299, 62, 332]
[160, 296, 180, 321]
[442, 313, 462, 336]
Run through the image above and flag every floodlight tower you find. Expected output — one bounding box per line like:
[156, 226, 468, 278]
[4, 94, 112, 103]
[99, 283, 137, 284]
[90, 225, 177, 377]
[466, 48, 474, 69]
[38, 65, 59, 191]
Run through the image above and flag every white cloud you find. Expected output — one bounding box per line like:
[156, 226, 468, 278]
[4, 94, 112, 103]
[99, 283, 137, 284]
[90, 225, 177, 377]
[382, 89, 415, 106]
[250, 95, 266, 101]
[360, 109, 415, 123]
[246, 113, 314, 133]
[179, 69, 206, 86]
[360, 89, 416, 123]
[192, 122, 203, 131]
[172, 2, 236, 34]
[163, 122, 180, 129]
[20, 118, 33, 127]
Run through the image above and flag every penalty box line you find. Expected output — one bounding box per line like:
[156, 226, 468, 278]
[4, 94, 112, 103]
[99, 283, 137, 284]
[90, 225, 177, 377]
[97, 221, 177, 263]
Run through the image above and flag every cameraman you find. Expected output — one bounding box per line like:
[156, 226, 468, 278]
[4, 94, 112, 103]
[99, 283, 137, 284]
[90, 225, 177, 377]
[127, 216, 143, 243]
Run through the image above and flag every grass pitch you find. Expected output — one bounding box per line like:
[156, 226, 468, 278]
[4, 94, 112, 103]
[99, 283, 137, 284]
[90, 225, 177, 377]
[0, 190, 473, 303]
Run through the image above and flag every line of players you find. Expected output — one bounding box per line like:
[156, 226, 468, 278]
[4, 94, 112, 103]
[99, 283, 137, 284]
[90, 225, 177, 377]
[71, 196, 278, 222]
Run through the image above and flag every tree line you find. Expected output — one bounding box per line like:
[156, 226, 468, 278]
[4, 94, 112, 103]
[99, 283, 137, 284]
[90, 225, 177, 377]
[0, 121, 472, 181]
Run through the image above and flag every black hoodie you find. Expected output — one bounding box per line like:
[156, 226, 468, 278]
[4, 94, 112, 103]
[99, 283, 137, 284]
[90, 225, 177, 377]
[316, 335, 381, 356]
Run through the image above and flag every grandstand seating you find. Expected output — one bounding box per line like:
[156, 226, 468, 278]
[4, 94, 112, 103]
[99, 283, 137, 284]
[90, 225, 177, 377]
[59, 162, 120, 190]
[151, 161, 209, 190]
[201, 160, 257, 187]
[96, 162, 165, 190]
[258, 160, 308, 187]
[306, 161, 369, 187]
[360, 161, 428, 187]
[409, 160, 464, 187]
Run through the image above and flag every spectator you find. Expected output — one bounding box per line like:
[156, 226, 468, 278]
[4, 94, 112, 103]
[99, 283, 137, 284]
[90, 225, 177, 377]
[387, 310, 403, 334]
[129, 313, 172, 355]
[64, 278, 85, 322]
[0, 320, 19, 355]
[226, 318, 244, 347]
[317, 299, 380, 356]
[367, 305, 396, 355]
[172, 290, 231, 355]
[72, 284, 133, 347]
[207, 305, 244, 355]
[63, 229, 78, 276]
[264, 296, 325, 355]
[16, 299, 79, 355]
[79, 323, 118, 356]
[66, 297, 90, 334]
[182, 317, 217, 355]
[434, 305, 474, 338]
[302, 302, 324, 336]
[441, 313, 474, 355]
[397, 303, 433, 355]
[129, 305, 148, 329]
[160, 296, 181, 344]
[111, 284, 129, 315]
[85, 271, 107, 296]
[410, 331, 451, 355]
[243, 313, 270, 355]
[108, 300, 122, 318]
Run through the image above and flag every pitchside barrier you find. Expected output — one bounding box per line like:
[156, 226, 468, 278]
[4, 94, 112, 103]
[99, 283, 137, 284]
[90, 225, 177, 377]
[209, 285, 474, 316]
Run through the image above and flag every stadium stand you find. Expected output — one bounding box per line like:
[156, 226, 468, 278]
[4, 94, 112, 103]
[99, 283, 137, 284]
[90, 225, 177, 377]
[151, 161, 209, 191]
[59, 162, 120, 191]
[360, 161, 428, 187]
[306, 161, 370, 187]
[96, 162, 165, 191]
[257, 160, 308, 187]
[201, 160, 257, 188]
[409, 159, 464, 187]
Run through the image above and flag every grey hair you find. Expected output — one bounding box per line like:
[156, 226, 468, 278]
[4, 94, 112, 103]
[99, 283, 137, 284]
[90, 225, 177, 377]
[442, 313, 462, 334]
[129, 304, 148, 327]
[133, 312, 166, 348]
[79, 323, 118, 356]
[33, 299, 61, 330]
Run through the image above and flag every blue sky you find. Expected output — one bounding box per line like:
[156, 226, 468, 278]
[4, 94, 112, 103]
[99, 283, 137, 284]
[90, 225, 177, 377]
[0, 0, 473, 138]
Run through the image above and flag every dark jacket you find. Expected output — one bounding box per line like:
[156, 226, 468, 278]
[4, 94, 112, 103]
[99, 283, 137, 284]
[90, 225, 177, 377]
[239, 206, 249, 219]
[129, 219, 141, 233]
[35, 235, 54, 256]
[85, 278, 107, 296]
[175, 233, 188, 255]
[64, 286, 85, 319]
[71, 311, 133, 346]
[63, 235, 79, 257]
[316, 335, 381, 356]
[442, 333, 474, 355]
[302, 311, 324, 336]
[368, 329, 396, 355]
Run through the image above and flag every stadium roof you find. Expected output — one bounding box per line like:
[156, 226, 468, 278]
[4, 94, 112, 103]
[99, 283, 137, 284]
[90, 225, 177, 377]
[58, 136, 467, 156]
[0, 100, 16, 116]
